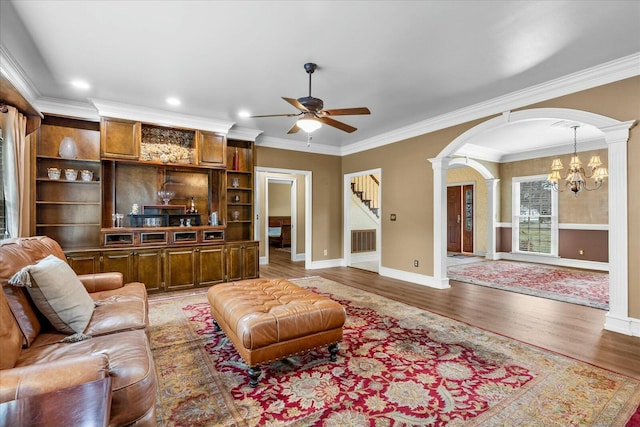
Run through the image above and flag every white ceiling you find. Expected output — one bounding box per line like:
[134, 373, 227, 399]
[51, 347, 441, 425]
[2, 1, 639, 157]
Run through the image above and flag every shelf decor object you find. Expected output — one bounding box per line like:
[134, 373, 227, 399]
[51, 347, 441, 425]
[157, 191, 175, 205]
[58, 136, 78, 159]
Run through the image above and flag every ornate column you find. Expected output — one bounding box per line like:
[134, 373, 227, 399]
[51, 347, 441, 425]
[429, 156, 451, 289]
[603, 121, 634, 335]
[485, 178, 500, 260]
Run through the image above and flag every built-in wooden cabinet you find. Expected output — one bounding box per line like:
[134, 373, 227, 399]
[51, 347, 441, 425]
[100, 118, 140, 160]
[226, 139, 254, 241]
[197, 130, 226, 167]
[35, 117, 101, 248]
[226, 241, 259, 281]
[39, 115, 256, 292]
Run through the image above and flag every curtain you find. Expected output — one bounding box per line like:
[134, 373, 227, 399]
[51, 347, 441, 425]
[1, 105, 31, 237]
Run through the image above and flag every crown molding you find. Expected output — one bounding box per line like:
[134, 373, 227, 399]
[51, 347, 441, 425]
[36, 97, 100, 121]
[90, 99, 235, 133]
[0, 44, 42, 117]
[256, 135, 342, 156]
[341, 52, 640, 156]
[227, 125, 263, 141]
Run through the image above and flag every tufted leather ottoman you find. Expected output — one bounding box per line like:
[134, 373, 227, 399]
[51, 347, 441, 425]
[207, 278, 346, 387]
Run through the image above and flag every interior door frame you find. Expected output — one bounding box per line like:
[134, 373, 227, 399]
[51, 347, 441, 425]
[446, 181, 475, 254]
[343, 168, 382, 269]
[255, 166, 312, 269]
[265, 177, 297, 262]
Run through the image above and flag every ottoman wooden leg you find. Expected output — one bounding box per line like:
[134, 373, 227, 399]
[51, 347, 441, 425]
[328, 343, 339, 362]
[248, 366, 262, 388]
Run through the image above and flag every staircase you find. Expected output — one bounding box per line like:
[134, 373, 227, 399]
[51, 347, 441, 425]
[351, 174, 379, 218]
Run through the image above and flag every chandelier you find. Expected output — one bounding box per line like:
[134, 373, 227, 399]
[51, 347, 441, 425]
[545, 125, 608, 195]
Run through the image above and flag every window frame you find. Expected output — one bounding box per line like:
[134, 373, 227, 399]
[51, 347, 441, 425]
[511, 174, 558, 256]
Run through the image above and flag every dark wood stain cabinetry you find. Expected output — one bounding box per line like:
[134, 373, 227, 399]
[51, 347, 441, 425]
[39, 116, 257, 293]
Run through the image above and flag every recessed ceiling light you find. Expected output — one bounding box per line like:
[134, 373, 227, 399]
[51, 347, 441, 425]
[71, 80, 90, 90]
[238, 110, 251, 118]
[166, 97, 181, 106]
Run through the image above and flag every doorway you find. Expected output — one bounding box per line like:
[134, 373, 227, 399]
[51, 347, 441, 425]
[255, 167, 312, 269]
[447, 184, 474, 254]
[344, 169, 381, 273]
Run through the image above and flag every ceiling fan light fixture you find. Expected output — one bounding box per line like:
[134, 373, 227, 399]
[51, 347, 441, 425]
[297, 114, 321, 133]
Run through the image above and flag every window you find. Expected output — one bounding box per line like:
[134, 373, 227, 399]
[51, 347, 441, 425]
[512, 175, 558, 255]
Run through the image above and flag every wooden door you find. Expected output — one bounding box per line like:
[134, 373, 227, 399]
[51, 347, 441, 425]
[197, 245, 225, 286]
[165, 247, 197, 290]
[447, 186, 462, 252]
[102, 250, 135, 283]
[135, 249, 164, 293]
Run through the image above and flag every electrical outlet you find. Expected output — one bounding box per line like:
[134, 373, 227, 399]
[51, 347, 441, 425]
[324, 249, 328, 256]
[578, 249, 584, 255]
[414, 259, 419, 267]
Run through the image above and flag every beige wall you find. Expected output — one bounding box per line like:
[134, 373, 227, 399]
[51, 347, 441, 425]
[499, 148, 608, 224]
[255, 148, 341, 261]
[447, 167, 488, 254]
[268, 182, 291, 216]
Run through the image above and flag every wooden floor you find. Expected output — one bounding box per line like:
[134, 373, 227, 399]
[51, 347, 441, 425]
[261, 248, 640, 379]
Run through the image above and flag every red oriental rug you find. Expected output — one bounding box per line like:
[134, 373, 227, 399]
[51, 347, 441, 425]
[447, 259, 609, 309]
[149, 277, 638, 426]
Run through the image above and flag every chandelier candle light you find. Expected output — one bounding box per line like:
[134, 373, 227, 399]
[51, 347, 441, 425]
[546, 125, 608, 195]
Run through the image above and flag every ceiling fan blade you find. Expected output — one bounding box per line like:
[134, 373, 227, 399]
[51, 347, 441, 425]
[282, 97, 308, 112]
[287, 122, 301, 134]
[321, 107, 371, 116]
[317, 116, 357, 133]
[249, 112, 301, 118]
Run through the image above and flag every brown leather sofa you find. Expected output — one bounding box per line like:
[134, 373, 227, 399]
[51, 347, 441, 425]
[0, 236, 157, 426]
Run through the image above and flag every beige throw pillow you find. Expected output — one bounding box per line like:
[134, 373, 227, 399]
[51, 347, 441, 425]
[9, 255, 94, 335]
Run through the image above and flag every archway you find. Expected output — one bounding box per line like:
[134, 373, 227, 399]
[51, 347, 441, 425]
[431, 108, 635, 334]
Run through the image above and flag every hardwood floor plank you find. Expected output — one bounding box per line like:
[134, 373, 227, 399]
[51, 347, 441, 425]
[260, 248, 640, 379]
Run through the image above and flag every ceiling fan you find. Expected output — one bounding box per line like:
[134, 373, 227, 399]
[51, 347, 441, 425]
[250, 63, 370, 134]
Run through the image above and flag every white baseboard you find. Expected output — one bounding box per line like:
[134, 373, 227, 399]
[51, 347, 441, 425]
[379, 266, 450, 289]
[604, 313, 640, 336]
[350, 252, 378, 263]
[309, 258, 344, 269]
[496, 252, 608, 272]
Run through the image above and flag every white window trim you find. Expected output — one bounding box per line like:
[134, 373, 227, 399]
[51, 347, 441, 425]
[511, 174, 558, 256]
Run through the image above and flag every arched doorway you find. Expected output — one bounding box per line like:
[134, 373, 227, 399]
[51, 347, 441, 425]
[431, 108, 635, 334]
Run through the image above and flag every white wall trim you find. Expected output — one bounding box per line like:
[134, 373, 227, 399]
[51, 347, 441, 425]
[255, 166, 312, 269]
[497, 223, 608, 231]
[90, 99, 235, 133]
[379, 266, 450, 289]
[0, 43, 42, 117]
[343, 53, 640, 156]
[604, 314, 640, 337]
[344, 168, 382, 270]
[496, 252, 609, 272]
[308, 258, 344, 269]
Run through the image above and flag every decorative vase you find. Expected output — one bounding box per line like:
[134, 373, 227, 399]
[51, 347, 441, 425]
[58, 137, 78, 159]
[233, 147, 239, 171]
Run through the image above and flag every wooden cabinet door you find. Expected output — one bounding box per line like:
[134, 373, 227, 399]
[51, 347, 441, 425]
[165, 247, 197, 290]
[197, 245, 225, 286]
[225, 244, 243, 282]
[242, 242, 259, 279]
[66, 252, 100, 275]
[197, 131, 226, 167]
[102, 250, 135, 284]
[135, 249, 164, 292]
[101, 118, 140, 160]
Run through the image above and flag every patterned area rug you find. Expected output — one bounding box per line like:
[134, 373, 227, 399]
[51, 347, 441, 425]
[149, 277, 639, 426]
[447, 260, 609, 309]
